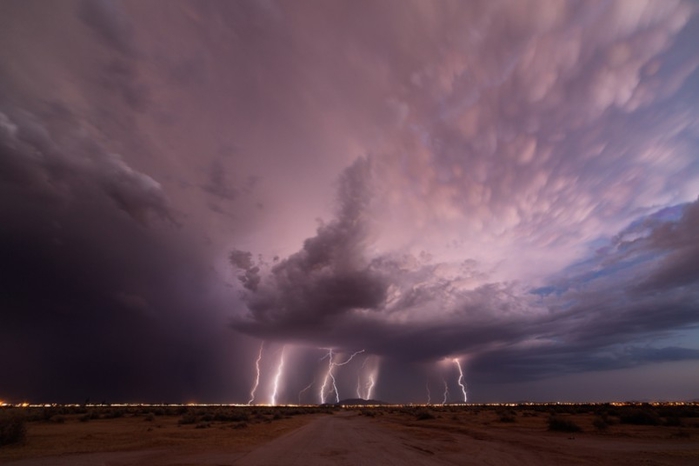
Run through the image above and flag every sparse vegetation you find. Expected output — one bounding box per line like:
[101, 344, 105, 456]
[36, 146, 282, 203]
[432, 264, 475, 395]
[548, 415, 582, 432]
[619, 409, 661, 426]
[0, 415, 26, 446]
[415, 409, 436, 420]
[593, 417, 609, 432]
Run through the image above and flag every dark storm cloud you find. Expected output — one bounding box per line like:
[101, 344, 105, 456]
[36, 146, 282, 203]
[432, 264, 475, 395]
[0, 106, 245, 403]
[232, 156, 699, 378]
[0, 109, 174, 225]
[232, 157, 388, 329]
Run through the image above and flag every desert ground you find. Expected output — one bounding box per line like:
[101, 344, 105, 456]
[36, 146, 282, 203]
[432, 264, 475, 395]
[1, 404, 698, 465]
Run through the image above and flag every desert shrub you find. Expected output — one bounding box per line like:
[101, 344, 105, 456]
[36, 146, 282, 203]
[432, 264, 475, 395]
[272, 412, 284, 421]
[103, 409, 124, 419]
[0, 416, 27, 446]
[415, 409, 435, 421]
[498, 411, 516, 423]
[144, 413, 155, 422]
[548, 416, 582, 433]
[178, 412, 197, 425]
[79, 414, 91, 423]
[593, 417, 609, 432]
[234, 421, 248, 429]
[620, 409, 660, 426]
[50, 415, 66, 424]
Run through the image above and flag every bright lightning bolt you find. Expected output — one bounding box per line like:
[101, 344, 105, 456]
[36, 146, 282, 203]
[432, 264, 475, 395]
[248, 342, 264, 405]
[319, 349, 334, 404]
[366, 375, 375, 400]
[270, 346, 286, 406]
[453, 358, 467, 403]
[442, 378, 449, 405]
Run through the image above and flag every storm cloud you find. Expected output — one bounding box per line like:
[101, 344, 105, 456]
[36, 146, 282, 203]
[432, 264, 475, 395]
[2, 0, 699, 404]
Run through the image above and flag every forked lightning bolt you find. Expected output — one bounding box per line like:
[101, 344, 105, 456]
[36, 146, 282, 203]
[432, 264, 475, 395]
[320, 349, 365, 403]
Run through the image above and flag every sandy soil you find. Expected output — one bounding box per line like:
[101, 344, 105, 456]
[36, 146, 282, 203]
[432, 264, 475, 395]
[2, 408, 698, 465]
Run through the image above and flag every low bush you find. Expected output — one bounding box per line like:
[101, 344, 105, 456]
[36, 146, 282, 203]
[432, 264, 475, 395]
[178, 412, 198, 425]
[593, 417, 608, 432]
[0, 416, 26, 446]
[548, 416, 582, 433]
[620, 409, 660, 426]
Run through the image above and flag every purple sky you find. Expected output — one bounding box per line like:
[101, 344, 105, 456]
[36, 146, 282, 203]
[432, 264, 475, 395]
[1, 0, 699, 404]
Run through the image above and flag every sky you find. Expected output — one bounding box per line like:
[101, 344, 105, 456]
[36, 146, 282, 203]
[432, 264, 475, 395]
[1, 0, 699, 405]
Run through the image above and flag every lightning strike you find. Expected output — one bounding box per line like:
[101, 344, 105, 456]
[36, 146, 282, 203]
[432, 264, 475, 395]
[442, 378, 449, 405]
[298, 380, 314, 405]
[335, 349, 365, 366]
[453, 358, 467, 403]
[270, 346, 286, 406]
[247, 342, 264, 405]
[426, 380, 431, 404]
[319, 349, 334, 404]
[319, 349, 365, 403]
[365, 374, 375, 400]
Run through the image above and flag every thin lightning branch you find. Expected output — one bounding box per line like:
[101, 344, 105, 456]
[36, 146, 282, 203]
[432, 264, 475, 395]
[248, 342, 264, 405]
[298, 380, 314, 405]
[319, 348, 365, 403]
[270, 346, 286, 406]
[356, 375, 362, 399]
[453, 359, 467, 403]
[335, 349, 365, 366]
[442, 378, 449, 405]
[426, 380, 431, 405]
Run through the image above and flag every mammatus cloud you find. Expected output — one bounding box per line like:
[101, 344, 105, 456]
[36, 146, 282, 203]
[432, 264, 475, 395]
[231, 0, 699, 385]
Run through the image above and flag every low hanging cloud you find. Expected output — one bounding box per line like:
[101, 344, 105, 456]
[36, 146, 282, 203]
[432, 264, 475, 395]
[0, 109, 174, 226]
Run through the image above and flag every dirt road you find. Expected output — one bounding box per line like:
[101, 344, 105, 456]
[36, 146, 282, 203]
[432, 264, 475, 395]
[233, 411, 447, 466]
